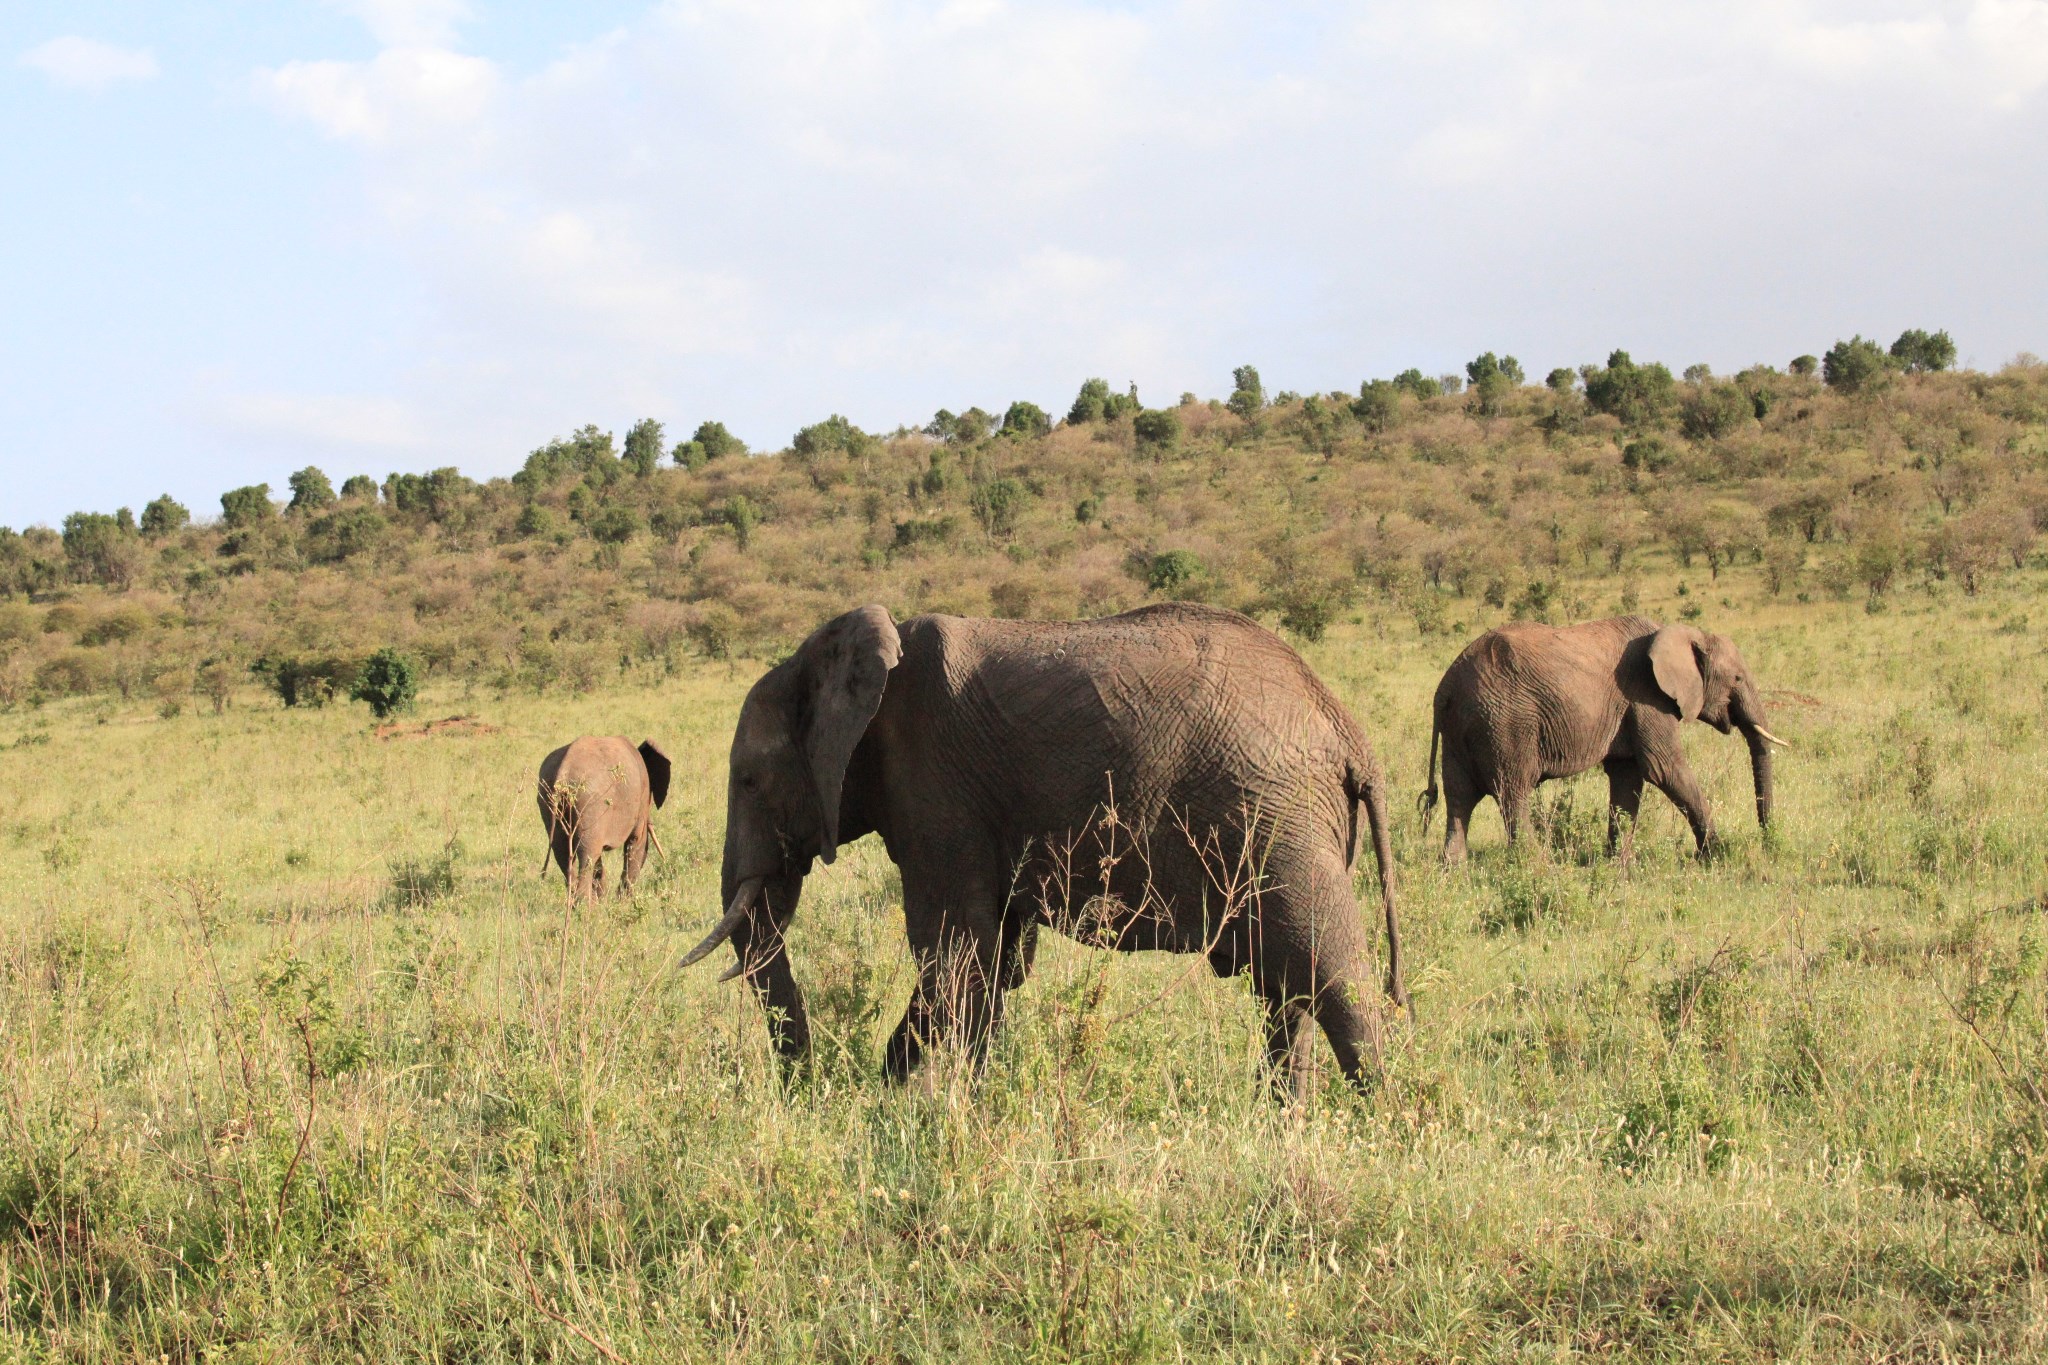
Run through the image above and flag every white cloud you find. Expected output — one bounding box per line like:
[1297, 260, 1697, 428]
[256, 47, 497, 144]
[225, 0, 2048, 474]
[20, 36, 158, 92]
[326, 0, 473, 50]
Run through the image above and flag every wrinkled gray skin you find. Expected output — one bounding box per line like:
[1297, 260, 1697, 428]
[1422, 617, 1788, 863]
[680, 602, 1406, 1100]
[537, 736, 671, 903]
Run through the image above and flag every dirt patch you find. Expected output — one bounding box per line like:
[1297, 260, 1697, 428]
[376, 714, 501, 741]
[1764, 689, 1823, 708]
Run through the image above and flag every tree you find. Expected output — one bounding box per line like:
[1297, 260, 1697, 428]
[139, 494, 189, 538]
[61, 511, 143, 588]
[350, 648, 419, 719]
[1133, 408, 1181, 449]
[1822, 335, 1893, 393]
[1000, 401, 1051, 438]
[622, 418, 665, 476]
[1226, 365, 1264, 418]
[340, 475, 378, 500]
[1583, 350, 1677, 425]
[724, 495, 759, 551]
[304, 505, 387, 563]
[1393, 368, 1438, 401]
[287, 466, 336, 513]
[1067, 377, 1139, 424]
[1466, 353, 1516, 417]
[220, 484, 274, 529]
[1890, 328, 1956, 374]
[1789, 354, 1819, 376]
[1352, 379, 1401, 433]
[1682, 363, 1713, 384]
[794, 414, 874, 459]
[969, 477, 1027, 537]
[1545, 367, 1577, 393]
[690, 420, 745, 462]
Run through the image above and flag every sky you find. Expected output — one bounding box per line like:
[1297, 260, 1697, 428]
[4, 0, 2046, 529]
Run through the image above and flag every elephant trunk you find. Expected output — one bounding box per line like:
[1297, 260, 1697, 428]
[1745, 728, 1776, 829]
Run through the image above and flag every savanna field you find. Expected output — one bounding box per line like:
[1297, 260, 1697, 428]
[7, 356, 2048, 1359]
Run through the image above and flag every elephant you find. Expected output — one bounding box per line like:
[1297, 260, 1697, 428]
[676, 602, 1407, 1099]
[1421, 616, 1788, 864]
[536, 736, 671, 902]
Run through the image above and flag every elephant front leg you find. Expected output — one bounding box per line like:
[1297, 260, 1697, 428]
[1261, 997, 1315, 1103]
[732, 920, 812, 1072]
[1645, 759, 1717, 858]
[1603, 757, 1645, 862]
[885, 892, 1005, 1083]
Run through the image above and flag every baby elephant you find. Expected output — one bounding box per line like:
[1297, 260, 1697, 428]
[1422, 616, 1788, 863]
[537, 737, 671, 902]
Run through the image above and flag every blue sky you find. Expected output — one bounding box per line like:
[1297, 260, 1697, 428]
[5, 0, 2047, 529]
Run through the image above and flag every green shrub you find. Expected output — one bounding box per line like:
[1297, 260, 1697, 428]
[587, 504, 642, 545]
[349, 647, 419, 719]
[219, 483, 274, 529]
[969, 477, 1027, 538]
[287, 466, 335, 512]
[1584, 350, 1677, 425]
[1132, 408, 1181, 449]
[1680, 382, 1754, 441]
[252, 655, 357, 708]
[139, 494, 189, 538]
[1352, 380, 1401, 432]
[622, 418, 665, 476]
[1145, 549, 1206, 595]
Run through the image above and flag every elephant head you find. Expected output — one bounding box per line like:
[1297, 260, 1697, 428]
[1646, 624, 1789, 827]
[679, 606, 902, 1057]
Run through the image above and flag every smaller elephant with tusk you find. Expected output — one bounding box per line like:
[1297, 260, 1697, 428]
[537, 737, 671, 902]
[1421, 616, 1788, 863]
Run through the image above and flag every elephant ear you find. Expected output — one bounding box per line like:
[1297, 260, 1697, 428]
[1648, 625, 1705, 721]
[796, 605, 901, 863]
[639, 740, 671, 809]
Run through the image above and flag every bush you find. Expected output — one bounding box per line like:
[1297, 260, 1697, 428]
[1680, 383, 1754, 441]
[1621, 437, 1675, 473]
[1544, 367, 1577, 393]
[1392, 368, 1438, 401]
[587, 504, 642, 545]
[970, 477, 1027, 538]
[1145, 549, 1206, 596]
[253, 655, 357, 708]
[725, 495, 760, 551]
[220, 484, 275, 529]
[1823, 335, 1894, 393]
[339, 473, 379, 500]
[304, 505, 387, 563]
[1584, 350, 1677, 425]
[1132, 408, 1181, 449]
[350, 647, 419, 719]
[1789, 354, 1819, 376]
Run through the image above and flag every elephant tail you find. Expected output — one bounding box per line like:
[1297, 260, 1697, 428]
[1417, 716, 1442, 833]
[1349, 759, 1410, 1017]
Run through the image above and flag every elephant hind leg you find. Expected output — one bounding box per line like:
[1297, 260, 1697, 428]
[1439, 758, 1483, 867]
[620, 825, 648, 895]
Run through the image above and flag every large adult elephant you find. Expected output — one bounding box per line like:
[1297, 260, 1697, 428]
[678, 602, 1406, 1098]
[1421, 616, 1788, 863]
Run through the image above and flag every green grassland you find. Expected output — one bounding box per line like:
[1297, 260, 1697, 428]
[6, 562, 2048, 1360]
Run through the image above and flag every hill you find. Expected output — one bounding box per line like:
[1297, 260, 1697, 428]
[4, 345, 2045, 714]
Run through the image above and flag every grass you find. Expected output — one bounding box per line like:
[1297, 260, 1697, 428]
[4, 567, 2048, 1360]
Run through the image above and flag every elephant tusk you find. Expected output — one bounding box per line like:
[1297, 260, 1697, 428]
[679, 878, 760, 970]
[718, 960, 748, 983]
[1753, 726, 1791, 748]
